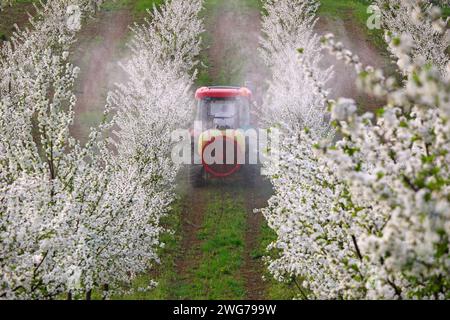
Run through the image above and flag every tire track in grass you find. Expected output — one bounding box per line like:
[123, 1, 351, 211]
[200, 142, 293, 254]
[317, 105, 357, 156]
[174, 182, 248, 299]
[174, 180, 208, 298]
[242, 174, 273, 300]
[101, 0, 251, 300]
[143, 0, 270, 300]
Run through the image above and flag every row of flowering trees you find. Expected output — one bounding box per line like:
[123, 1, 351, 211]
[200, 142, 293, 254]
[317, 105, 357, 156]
[0, 0, 203, 299]
[260, 0, 450, 299]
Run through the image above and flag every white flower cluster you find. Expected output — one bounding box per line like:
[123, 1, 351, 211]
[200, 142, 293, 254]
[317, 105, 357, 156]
[66, 5, 83, 32]
[0, 0, 203, 299]
[260, 0, 450, 299]
[375, 0, 449, 77]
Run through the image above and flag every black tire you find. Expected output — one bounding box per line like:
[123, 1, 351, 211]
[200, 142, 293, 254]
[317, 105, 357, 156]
[242, 164, 258, 187]
[189, 165, 206, 188]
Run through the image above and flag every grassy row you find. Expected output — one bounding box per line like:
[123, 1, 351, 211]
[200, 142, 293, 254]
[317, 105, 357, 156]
[116, 184, 249, 300]
[194, 0, 301, 300]
[101, 0, 164, 13]
[120, 0, 263, 300]
[174, 187, 247, 299]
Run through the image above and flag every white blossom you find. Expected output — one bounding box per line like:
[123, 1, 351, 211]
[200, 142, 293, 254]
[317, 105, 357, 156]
[66, 5, 82, 32]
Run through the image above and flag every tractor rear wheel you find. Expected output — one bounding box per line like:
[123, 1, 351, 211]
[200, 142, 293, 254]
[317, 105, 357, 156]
[242, 164, 258, 187]
[189, 165, 206, 188]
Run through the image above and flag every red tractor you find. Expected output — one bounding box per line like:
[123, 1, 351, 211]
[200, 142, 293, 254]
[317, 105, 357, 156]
[189, 86, 257, 187]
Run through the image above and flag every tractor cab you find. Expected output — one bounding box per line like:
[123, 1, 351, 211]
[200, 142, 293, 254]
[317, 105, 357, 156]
[195, 86, 252, 130]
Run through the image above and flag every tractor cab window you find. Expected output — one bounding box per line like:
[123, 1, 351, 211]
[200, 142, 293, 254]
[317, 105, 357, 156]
[197, 98, 236, 130]
[208, 100, 237, 119]
[196, 97, 251, 130]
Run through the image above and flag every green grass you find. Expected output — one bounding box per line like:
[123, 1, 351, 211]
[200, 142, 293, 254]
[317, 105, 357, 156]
[77, 110, 104, 132]
[442, 7, 450, 18]
[203, 0, 263, 12]
[174, 188, 247, 299]
[318, 0, 386, 51]
[134, 0, 164, 12]
[318, 0, 372, 19]
[8, 0, 37, 4]
[100, 0, 130, 10]
[101, 0, 163, 13]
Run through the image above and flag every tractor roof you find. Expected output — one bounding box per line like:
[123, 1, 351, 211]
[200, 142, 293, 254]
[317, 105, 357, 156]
[195, 86, 252, 100]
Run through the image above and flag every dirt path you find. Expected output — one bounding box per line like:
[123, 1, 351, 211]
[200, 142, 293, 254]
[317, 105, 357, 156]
[175, 182, 208, 288]
[316, 13, 393, 112]
[70, 9, 133, 143]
